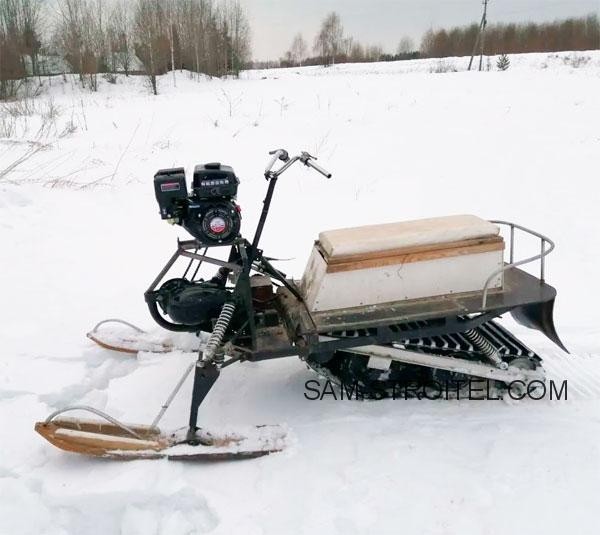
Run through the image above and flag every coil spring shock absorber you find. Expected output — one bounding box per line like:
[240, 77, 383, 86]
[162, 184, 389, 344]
[464, 329, 508, 370]
[201, 302, 236, 366]
[210, 267, 231, 286]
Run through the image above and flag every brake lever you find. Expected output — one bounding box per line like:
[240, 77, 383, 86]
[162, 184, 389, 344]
[265, 149, 291, 176]
[268, 149, 290, 161]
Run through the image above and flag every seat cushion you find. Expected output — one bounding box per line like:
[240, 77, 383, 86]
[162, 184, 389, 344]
[319, 215, 499, 258]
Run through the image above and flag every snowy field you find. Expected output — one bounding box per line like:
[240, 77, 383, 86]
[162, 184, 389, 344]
[2, 50, 600, 534]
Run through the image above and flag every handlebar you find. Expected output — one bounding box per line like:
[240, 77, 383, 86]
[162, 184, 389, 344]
[251, 149, 331, 258]
[300, 152, 332, 178]
[265, 149, 289, 174]
[265, 149, 332, 180]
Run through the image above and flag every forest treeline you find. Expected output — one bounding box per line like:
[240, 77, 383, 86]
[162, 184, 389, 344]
[279, 12, 600, 68]
[279, 13, 418, 68]
[421, 14, 600, 58]
[0, 0, 250, 98]
[1, 1, 599, 100]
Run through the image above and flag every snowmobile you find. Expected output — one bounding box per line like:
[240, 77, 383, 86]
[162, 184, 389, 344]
[35, 149, 567, 460]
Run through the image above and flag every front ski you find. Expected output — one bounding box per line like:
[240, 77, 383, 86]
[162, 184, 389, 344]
[34, 417, 287, 461]
[86, 319, 187, 354]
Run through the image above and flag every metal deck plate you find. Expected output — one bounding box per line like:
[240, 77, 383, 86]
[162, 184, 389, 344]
[277, 267, 557, 335]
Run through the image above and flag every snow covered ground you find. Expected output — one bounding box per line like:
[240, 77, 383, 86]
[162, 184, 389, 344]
[2, 50, 600, 534]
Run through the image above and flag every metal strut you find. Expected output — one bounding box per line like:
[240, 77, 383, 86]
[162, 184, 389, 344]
[186, 302, 236, 442]
[150, 362, 196, 429]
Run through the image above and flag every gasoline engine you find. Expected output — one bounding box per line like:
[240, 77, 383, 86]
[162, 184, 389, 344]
[149, 162, 243, 332]
[154, 162, 241, 244]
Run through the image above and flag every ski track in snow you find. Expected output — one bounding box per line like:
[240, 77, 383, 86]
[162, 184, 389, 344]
[2, 51, 600, 534]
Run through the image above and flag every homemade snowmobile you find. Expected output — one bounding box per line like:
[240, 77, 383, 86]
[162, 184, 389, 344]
[36, 149, 567, 460]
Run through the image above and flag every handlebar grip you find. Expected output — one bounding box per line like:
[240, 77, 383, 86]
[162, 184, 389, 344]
[265, 151, 281, 174]
[265, 149, 290, 174]
[306, 158, 332, 179]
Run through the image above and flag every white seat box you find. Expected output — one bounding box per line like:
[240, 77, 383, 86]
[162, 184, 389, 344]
[301, 215, 504, 312]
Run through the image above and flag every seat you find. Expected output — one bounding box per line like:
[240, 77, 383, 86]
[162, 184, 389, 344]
[318, 214, 500, 259]
[303, 214, 504, 312]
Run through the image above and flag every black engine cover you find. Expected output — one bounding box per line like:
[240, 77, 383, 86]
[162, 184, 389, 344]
[183, 200, 241, 245]
[156, 278, 230, 328]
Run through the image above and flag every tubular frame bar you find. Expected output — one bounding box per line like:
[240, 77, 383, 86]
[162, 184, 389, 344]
[44, 406, 144, 439]
[482, 220, 555, 308]
[350, 344, 544, 384]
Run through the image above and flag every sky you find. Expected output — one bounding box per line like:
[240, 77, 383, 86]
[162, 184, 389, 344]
[239, 0, 600, 61]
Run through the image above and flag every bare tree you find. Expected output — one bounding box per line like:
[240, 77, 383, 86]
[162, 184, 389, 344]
[54, 0, 87, 85]
[420, 29, 435, 57]
[0, 0, 44, 98]
[341, 36, 354, 59]
[365, 44, 383, 62]
[349, 40, 364, 62]
[109, 0, 134, 76]
[175, 0, 208, 77]
[54, 0, 110, 90]
[134, 0, 165, 95]
[224, 0, 251, 75]
[18, 0, 42, 77]
[166, 0, 176, 85]
[280, 50, 292, 67]
[46, 0, 253, 92]
[0, 0, 23, 98]
[314, 11, 344, 66]
[289, 32, 307, 65]
[86, 0, 108, 90]
[397, 36, 414, 55]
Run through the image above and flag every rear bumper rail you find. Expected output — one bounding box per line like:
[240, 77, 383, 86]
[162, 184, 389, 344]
[482, 220, 555, 308]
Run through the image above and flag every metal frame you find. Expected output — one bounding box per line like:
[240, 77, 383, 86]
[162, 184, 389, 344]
[147, 221, 563, 442]
[146, 239, 244, 294]
[177, 240, 244, 272]
[481, 220, 555, 308]
[141, 151, 334, 441]
[146, 155, 564, 444]
[292, 310, 507, 363]
[146, 221, 561, 364]
[37, 149, 568, 460]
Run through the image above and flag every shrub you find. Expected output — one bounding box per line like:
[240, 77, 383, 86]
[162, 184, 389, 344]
[496, 54, 510, 71]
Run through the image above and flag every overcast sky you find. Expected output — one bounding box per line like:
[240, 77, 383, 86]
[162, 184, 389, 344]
[239, 0, 600, 60]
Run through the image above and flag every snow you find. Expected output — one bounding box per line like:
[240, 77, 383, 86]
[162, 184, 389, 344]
[1, 50, 600, 534]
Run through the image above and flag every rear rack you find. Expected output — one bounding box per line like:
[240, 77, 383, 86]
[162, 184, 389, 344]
[482, 220, 555, 308]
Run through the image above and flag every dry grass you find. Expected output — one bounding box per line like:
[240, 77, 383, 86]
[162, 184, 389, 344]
[562, 53, 591, 68]
[0, 94, 84, 187]
[429, 60, 458, 74]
